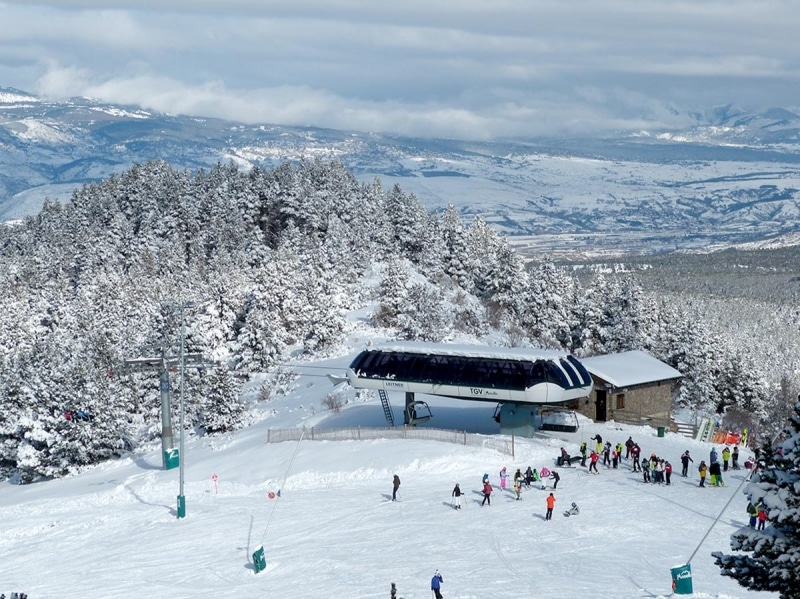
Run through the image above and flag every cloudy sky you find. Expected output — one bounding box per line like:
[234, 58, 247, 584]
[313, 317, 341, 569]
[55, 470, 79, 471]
[1, 1, 798, 139]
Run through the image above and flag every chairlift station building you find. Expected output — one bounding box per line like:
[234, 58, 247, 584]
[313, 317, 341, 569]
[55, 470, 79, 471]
[343, 343, 682, 437]
[345, 342, 594, 435]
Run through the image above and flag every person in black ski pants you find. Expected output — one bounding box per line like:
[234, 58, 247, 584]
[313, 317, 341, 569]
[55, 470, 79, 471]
[481, 480, 493, 506]
[392, 474, 401, 501]
[431, 570, 444, 599]
[680, 450, 693, 477]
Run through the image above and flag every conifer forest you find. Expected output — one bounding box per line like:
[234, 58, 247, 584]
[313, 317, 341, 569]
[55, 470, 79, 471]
[0, 158, 796, 482]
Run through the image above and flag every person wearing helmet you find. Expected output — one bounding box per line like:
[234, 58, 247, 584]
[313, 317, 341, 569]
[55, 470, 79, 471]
[431, 570, 444, 599]
[451, 483, 463, 510]
[499, 466, 508, 490]
[680, 450, 694, 477]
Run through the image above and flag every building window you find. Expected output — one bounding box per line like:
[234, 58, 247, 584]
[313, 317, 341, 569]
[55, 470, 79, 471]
[616, 393, 625, 410]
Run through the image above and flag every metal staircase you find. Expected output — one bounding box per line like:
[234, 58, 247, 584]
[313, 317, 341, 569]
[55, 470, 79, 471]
[695, 417, 716, 443]
[378, 389, 395, 427]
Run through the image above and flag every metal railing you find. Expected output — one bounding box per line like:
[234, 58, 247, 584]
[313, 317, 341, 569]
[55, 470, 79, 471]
[266, 426, 515, 457]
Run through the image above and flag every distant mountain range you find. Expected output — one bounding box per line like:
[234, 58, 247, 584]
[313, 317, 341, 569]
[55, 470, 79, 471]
[2, 86, 800, 257]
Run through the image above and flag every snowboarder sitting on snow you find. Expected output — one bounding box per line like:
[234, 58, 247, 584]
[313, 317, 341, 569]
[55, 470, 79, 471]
[558, 447, 571, 466]
[565, 502, 580, 516]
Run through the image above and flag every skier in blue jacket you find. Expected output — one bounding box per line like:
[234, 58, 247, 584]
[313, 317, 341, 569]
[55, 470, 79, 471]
[431, 570, 444, 599]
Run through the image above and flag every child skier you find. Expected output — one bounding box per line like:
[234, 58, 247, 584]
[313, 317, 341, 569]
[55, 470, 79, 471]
[451, 483, 463, 510]
[499, 466, 508, 490]
[481, 480, 493, 506]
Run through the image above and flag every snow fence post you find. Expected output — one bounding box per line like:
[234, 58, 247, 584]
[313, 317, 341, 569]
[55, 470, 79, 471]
[670, 564, 692, 594]
[253, 545, 267, 574]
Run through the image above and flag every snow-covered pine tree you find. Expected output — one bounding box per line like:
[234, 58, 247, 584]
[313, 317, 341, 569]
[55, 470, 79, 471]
[439, 204, 474, 292]
[713, 399, 800, 599]
[396, 282, 452, 342]
[520, 259, 575, 349]
[231, 268, 288, 374]
[201, 365, 244, 434]
[480, 242, 529, 329]
[466, 216, 502, 298]
[373, 259, 412, 329]
[566, 280, 603, 356]
[383, 184, 430, 263]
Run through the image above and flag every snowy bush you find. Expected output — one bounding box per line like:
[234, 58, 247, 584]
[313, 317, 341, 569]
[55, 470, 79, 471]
[322, 392, 344, 413]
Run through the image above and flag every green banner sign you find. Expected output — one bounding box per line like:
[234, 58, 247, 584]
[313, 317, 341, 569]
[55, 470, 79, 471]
[670, 564, 693, 594]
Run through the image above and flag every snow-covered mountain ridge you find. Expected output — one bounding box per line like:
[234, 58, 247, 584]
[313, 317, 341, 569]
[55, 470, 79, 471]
[2, 87, 800, 256]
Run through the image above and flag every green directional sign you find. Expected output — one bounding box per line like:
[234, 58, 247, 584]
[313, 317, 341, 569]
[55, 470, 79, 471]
[164, 448, 179, 470]
[253, 546, 267, 574]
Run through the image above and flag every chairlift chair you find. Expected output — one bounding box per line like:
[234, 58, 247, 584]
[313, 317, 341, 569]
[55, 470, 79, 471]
[406, 400, 433, 425]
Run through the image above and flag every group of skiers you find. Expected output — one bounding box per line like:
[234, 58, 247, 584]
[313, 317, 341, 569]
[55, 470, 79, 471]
[575, 434, 633, 472]
[698, 446, 733, 487]
[400, 435, 752, 597]
[640, 454, 673, 484]
[402, 437, 749, 518]
[451, 464, 562, 509]
[64, 407, 94, 422]
[573, 434, 748, 492]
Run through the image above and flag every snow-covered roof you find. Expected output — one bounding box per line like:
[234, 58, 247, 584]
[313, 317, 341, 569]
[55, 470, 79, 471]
[580, 350, 682, 388]
[375, 341, 569, 361]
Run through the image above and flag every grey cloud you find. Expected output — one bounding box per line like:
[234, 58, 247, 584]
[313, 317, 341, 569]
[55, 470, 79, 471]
[1, 1, 798, 139]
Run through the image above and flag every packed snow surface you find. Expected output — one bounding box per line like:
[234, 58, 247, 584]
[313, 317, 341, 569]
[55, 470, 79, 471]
[0, 353, 774, 599]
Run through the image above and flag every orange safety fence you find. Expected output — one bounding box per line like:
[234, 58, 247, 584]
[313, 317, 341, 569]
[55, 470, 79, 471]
[711, 431, 742, 445]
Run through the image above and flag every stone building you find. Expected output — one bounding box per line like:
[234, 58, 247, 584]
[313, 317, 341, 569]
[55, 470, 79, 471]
[576, 350, 682, 430]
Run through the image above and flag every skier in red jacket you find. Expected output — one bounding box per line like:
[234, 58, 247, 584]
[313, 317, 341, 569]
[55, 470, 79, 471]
[481, 480, 493, 506]
[589, 450, 599, 473]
